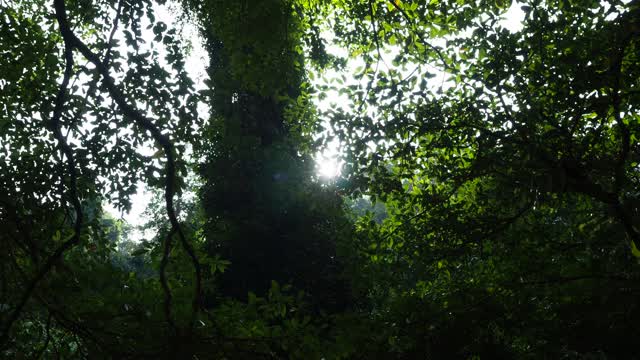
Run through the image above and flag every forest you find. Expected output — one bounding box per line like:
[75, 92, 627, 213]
[1, 0, 639, 358]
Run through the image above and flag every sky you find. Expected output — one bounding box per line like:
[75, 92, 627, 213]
[105, 1, 525, 240]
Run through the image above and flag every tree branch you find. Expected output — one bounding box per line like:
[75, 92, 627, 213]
[512, 274, 635, 286]
[52, 0, 202, 341]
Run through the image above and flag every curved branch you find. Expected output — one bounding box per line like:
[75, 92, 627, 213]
[52, 0, 202, 338]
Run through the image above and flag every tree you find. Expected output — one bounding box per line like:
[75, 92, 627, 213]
[322, 0, 640, 357]
[183, 0, 352, 310]
[1, 0, 204, 356]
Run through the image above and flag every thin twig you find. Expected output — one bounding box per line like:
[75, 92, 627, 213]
[387, 0, 449, 69]
[71, 0, 124, 127]
[104, 0, 124, 67]
[510, 274, 635, 286]
[34, 312, 53, 359]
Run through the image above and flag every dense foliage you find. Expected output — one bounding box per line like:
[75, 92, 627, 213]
[1, 0, 639, 358]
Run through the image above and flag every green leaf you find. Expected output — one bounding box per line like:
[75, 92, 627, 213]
[631, 241, 640, 258]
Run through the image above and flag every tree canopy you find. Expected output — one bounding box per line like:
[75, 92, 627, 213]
[1, 0, 639, 358]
